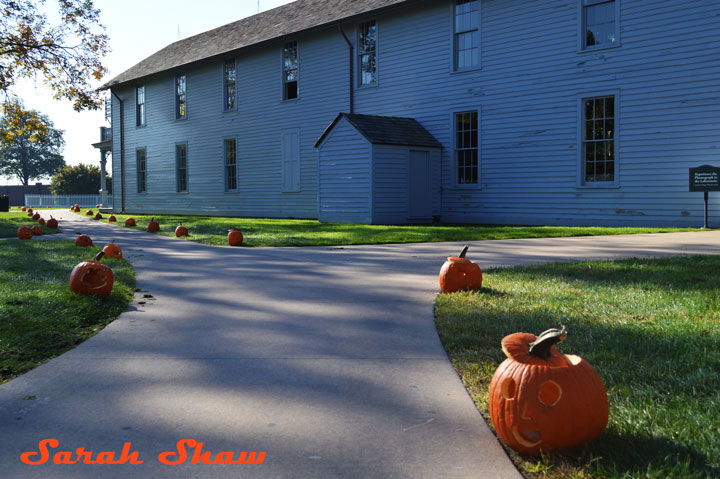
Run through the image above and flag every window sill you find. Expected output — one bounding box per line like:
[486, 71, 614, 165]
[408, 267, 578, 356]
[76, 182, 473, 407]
[281, 98, 300, 104]
[222, 108, 237, 114]
[224, 190, 239, 194]
[450, 65, 482, 75]
[578, 42, 620, 54]
[176, 191, 189, 194]
[576, 183, 620, 189]
[356, 83, 379, 91]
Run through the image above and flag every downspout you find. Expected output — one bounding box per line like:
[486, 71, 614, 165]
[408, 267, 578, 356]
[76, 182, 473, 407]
[110, 90, 125, 213]
[338, 23, 354, 114]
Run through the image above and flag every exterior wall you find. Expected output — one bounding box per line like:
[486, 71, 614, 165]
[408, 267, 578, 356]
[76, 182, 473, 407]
[372, 144, 442, 224]
[317, 118, 372, 223]
[112, 0, 720, 226]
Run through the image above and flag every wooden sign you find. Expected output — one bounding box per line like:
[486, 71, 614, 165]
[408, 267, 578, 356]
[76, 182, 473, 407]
[689, 165, 720, 192]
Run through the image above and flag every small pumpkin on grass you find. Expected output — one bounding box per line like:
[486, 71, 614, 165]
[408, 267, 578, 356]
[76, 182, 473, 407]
[69, 251, 114, 296]
[102, 241, 123, 259]
[27, 209, 33, 216]
[148, 218, 159, 232]
[46, 216, 58, 228]
[86, 210, 94, 216]
[108, 215, 117, 222]
[94, 213, 103, 220]
[37, 217, 45, 225]
[227, 229, 244, 246]
[488, 326, 608, 456]
[438, 245, 483, 293]
[124, 217, 136, 227]
[31, 213, 40, 221]
[31, 225, 42, 235]
[21, 207, 26, 212]
[175, 223, 189, 237]
[75, 233, 93, 247]
[17, 226, 33, 240]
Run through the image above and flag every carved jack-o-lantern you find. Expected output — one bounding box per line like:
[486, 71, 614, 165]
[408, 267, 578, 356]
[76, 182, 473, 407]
[17, 226, 33, 240]
[75, 233, 93, 247]
[488, 326, 608, 456]
[46, 216, 58, 229]
[69, 251, 114, 296]
[102, 242, 123, 259]
[31, 225, 42, 235]
[438, 245, 483, 293]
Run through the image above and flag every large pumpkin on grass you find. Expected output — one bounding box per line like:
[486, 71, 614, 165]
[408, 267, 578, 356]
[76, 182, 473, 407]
[439, 245, 483, 293]
[227, 229, 243, 246]
[17, 226, 32, 240]
[148, 218, 159, 232]
[175, 223, 188, 237]
[75, 233, 93, 247]
[488, 326, 608, 456]
[47, 216, 58, 228]
[124, 217, 136, 227]
[102, 242, 123, 259]
[69, 251, 114, 296]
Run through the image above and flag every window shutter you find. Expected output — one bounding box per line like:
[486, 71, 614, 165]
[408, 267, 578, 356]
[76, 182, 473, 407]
[281, 129, 300, 192]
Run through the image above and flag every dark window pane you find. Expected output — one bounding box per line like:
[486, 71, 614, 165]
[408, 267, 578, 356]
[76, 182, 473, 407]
[604, 119, 614, 139]
[285, 81, 297, 100]
[604, 97, 614, 118]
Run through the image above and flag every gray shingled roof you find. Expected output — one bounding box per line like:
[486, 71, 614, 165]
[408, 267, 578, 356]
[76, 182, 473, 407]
[102, 0, 414, 89]
[315, 113, 442, 148]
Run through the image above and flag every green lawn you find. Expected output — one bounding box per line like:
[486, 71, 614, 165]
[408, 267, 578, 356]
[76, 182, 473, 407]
[0, 211, 63, 238]
[434, 256, 720, 479]
[75, 211, 696, 247]
[0, 241, 135, 383]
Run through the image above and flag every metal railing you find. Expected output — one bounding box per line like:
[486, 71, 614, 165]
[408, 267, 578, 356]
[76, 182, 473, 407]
[24, 194, 113, 208]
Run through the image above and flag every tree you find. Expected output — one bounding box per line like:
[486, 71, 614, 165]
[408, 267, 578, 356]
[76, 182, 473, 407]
[0, 0, 109, 111]
[51, 163, 111, 195]
[0, 100, 65, 185]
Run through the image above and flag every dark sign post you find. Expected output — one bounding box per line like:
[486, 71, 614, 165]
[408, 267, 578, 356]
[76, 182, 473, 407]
[689, 165, 720, 228]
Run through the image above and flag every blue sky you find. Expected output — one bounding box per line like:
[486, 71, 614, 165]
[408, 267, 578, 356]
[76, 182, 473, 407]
[4, 0, 294, 185]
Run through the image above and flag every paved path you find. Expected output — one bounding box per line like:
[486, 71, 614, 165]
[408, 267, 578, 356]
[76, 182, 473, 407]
[1, 211, 719, 478]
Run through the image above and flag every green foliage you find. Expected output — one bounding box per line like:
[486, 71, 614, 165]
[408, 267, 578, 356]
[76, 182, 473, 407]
[51, 163, 111, 195]
[0, 100, 66, 185]
[0, 0, 109, 111]
[435, 256, 720, 479]
[88, 212, 694, 247]
[0, 241, 135, 383]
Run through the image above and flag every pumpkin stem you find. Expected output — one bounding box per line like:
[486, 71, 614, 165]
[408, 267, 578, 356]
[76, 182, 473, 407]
[458, 245, 469, 259]
[93, 251, 106, 261]
[528, 325, 567, 359]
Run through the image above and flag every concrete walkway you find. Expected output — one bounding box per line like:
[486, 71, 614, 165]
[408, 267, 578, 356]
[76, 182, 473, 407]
[1, 211, 719, 478]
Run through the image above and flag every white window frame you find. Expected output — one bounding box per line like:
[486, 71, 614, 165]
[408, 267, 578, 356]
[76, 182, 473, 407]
[452, 0, 481, 72]
[224, 137, 238, 192]
[579, 0, 620, 52]
[577, 91, 620, 188]
[223, 59, 237, 111]
[357, 20, 377, 87]
[452, 109, 481, 187]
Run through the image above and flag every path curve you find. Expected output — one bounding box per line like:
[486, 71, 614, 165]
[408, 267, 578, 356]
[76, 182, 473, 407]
[2, 210, 719, 478]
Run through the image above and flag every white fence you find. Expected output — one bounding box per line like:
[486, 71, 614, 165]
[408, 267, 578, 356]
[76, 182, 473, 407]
[24, 194, 112, 208]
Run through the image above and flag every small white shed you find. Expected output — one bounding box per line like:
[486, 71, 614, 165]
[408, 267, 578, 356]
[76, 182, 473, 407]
[314, 113, 442, 224]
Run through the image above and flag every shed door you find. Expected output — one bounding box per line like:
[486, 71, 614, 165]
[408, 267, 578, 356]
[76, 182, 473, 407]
[409, 150, 432, 219]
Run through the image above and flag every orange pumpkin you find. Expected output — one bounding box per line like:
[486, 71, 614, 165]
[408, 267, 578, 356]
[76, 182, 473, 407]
[94, 213, 103, 220]
[102, 242, 123, 259]
[17, 226, 33, 240]
[73, 205, 81, 212]
[438, 245, 483, 293]
[31, 213, 40, 221]
[27, 210, 33, 217]
[21, 207, 26, 212]
[108, 215, 117, 222]
[75, 234, 93, 247]
[228, 229, 244, 246]
[488, 326, 608, 456]
[175, 223, 188, 237]
[38, 217, 45, 225]
[47, 216, 58, 228]
[86, 210, 94, 216]
[69, 251, 114, 296]
[148, 218, 159, 232]
[124, 217, 136, 227]
[31, 225, 42, 235]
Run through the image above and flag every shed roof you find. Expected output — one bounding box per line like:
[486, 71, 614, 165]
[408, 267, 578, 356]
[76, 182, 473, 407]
[101, 0, 414, 89]
[315, 113, 442, 148]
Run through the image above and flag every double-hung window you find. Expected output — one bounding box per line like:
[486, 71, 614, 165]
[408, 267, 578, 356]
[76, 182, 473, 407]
[454, 0, 479, 70]
[582, 95, 615, 184]
[224, 59, 236, 110]
[176, 73, 186, 119]
[455, 111, 479, 185]
[283, 41, 298, 100]
[358, 20, 377, 86]
[136, 86, 145, 126]
[224, 139, 237, 191]
[136, 149, 147, 193]
[582, 0, 618, 49]
[176, 143, 188, 192]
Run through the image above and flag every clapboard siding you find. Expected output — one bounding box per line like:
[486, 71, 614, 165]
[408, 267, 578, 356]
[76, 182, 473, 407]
[317, 119, 372, 223]
[111, 0, 720, 225]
